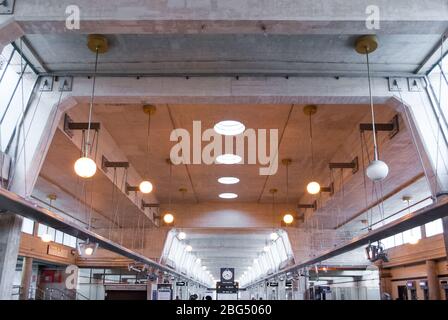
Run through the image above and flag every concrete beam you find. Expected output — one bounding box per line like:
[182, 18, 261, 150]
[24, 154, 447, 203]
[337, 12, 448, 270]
[10, 0, 448, 35]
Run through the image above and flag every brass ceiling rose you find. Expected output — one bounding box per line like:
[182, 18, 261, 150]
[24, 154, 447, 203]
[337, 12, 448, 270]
[143, 104, 157, 115]
[303, 105, 318, 116]
[269, 188, 278, 194]
[281, 158, 292, 166]
[355, 35, 378, 55]
[47, 194, 57, 201]
[179, 187, 188, 193]
[87, 34, 109, 54]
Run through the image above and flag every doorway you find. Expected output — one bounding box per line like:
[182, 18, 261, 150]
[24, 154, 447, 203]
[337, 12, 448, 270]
[397, 286, 408, 300]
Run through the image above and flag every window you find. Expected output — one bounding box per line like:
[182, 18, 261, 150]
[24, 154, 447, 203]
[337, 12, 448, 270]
[403, 227, 421, 244]
[0, 44, 38, 152]
[21, 217, 34, 234]
[425, 218, 443, 237]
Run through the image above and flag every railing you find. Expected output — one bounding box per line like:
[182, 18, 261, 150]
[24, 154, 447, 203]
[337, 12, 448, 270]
[11, 286, 89, 300]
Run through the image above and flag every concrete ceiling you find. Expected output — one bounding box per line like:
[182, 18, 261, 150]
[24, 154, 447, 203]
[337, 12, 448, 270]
[22, 34, 442, 76]
[180, 228, 276, 279]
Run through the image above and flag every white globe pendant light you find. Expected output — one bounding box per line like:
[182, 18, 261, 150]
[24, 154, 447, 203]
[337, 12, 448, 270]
[139, 105, 156, 194]
[356, 35, 389, 182]
[283, 214, 294, 225]
[304, 105, 321, 195]
[163, 213, 174, 224]
[74, 157, 97, 178]
[75, 35, 108, 179]
[139, 180, 153, 194]
[306, 181, 321, 195]
[366, 160, 389, 182]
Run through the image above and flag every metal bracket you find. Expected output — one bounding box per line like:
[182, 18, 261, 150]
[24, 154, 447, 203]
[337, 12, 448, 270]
[125, 183, 139, 195]
[320, 182, 334, 196]
[101, 155, 129, 173]
[329, 156, 359, 174]
[141, 200, 160, 210]
[0, 0, 15, 14]
[297, 201, 317, 211]
[63, 113, 101, 138]
[408, 77, 423, 92]
[388, 77, 405, 92]
[58, 76, 73, 92]
[39, 76, 54, 92]
[359, 114, 399, 139]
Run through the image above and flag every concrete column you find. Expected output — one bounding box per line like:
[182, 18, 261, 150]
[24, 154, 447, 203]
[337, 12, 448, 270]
[0, 213, 23, 300]
[20, 257, 33, 300]
[426, 260, 440, 300]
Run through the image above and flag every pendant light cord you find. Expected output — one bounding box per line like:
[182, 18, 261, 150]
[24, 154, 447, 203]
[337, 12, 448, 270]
[85, 47, 99, 157]
[146, 112, 152, 177]
[366, 49, 379, 161]
[309, 113, 315, 178]
[286, 163, 289, 204]
[168, 162, 173, 210]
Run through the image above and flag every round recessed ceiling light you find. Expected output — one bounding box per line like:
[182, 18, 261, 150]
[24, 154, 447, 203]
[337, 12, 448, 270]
[216, 154, 242, 165]
[218, 177, 240, 185]
[178, 232, 187, 240]
[219, 193, 238, 199]
[214, 120, 245, 136]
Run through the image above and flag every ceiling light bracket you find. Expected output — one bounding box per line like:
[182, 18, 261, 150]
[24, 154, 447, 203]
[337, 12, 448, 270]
[359, 114, 399, 139]
[0, 0, 15, 14]
[297, 201, 317, 211]
[329, 156, 359, 174]
[320, 182, 334, 196]
[63, 114, 101, 138]
[101, 155, 129, 173]
[141, 200, 160, 210]
[125, 183, 139, 195]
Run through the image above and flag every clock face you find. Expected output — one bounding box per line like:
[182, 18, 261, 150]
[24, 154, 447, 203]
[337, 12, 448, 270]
[222, 270, 233, 280]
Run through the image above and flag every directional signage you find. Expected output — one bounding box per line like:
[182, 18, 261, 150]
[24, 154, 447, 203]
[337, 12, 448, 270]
[176, 282, 186, 286]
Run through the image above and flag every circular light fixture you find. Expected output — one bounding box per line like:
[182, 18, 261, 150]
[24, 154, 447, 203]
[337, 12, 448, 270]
[178, 231, 187, 240]
[306, 181, 321, 195]
[219, 193, 238, 199]
[139, 180, 153, 194]
[74, 157, 97, 178]
[366, 160, 389, 182]
[263, 246, 270, 252]
[84, 247, 94, 256]
[216, 154, 242, 165]
[214, 120, 245, 136]
[270, 232, 279, 241]
[185, 245, 193, 252]
[202, 266, 207, 270]
[218, 177, 240, 185]
[195, 258, 201, 264]
[248, 266, 252, 270]
[41, 233, 52, 243]
[163, 213, 175, 224]
[283, 214, 294, 225]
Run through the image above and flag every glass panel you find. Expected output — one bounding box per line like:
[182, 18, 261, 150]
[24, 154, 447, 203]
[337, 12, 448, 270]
[37, 223, 46, 237]
[425, 218, 443, 237]
[55, 230, 63, 244]
[403, 227, 421, 244]
[21, 218, 34, 234]
[394, 233, 404, 246]
[382, 236, 395, 249]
